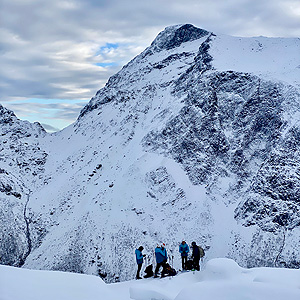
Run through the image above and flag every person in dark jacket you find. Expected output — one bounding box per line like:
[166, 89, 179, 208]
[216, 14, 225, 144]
[154, 243, 168, 277]
[179, 241, 190, 270]
[191, 241, 200, 271]
[135, 246, 145, 279]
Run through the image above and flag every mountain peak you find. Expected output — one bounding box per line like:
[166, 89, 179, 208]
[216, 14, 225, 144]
[150, 24, 210, 51]
[0, 103, 46, 138]
[0, 104, 16, 125]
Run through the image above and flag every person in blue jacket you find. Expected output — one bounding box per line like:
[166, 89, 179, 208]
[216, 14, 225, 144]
[135, 246, 145, 279]
[154, 243, 168, 278]
[179, 241, 190, 270]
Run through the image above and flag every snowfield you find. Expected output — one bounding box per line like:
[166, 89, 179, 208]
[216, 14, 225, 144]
[1, 258, 300, 300]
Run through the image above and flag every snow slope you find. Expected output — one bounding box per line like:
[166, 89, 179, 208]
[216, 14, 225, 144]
[210, 34, 300, 88]
[1, 258, 300, 300]
[1, 24, 300, 282]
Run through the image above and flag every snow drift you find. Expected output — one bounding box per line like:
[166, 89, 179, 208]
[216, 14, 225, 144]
[1, 258, 300, 300]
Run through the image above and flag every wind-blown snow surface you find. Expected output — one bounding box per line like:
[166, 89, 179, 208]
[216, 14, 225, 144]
[1, 259, 300, 300]
[1, 24, 300, 282]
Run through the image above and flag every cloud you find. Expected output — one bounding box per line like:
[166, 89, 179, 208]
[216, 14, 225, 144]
[1, 0, 299, 130]
[4, 99, 87, 131]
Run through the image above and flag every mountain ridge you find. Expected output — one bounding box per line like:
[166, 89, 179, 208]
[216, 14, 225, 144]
[1, 24, 300, 281]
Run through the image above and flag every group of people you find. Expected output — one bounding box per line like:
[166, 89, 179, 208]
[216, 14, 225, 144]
[135, 241, 204, 279]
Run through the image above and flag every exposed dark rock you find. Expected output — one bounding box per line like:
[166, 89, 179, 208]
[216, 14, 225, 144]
[151, 24, 210, 51]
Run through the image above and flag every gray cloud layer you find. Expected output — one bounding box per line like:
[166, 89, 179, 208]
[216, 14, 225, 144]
[1, 0, 299, 130]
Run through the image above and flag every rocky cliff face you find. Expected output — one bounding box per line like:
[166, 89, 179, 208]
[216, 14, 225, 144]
[1, 24, 300, 281]
[0, 105, 47, 266]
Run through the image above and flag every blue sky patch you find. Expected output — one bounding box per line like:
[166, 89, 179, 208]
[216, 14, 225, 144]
[95, 62, 117, 67]
[96, 43, 119, 55]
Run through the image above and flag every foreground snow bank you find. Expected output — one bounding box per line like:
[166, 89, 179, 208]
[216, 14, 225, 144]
[175, 259, 300, 300]
[1, 258, 299, 300]
[0, 264, 117, 300]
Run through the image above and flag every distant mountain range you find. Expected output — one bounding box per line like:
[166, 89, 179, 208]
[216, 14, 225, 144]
[1, 24, 300, 282]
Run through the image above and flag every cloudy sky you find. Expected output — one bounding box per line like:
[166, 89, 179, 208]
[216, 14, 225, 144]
[1, 0, 300, 132]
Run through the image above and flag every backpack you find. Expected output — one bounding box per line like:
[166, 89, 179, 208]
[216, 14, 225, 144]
[144, 264, 154, 278]
[164, 263, 177, 276]
[186, 259, 194, 270]
[166, 266, 177, 276]
[199, 246, 205, 258]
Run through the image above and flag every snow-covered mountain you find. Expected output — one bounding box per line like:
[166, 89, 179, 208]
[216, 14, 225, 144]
[0, 104, 46, 266]
[1, 24, 300, 282]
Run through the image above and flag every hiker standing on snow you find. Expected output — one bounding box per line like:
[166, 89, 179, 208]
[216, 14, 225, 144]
[135, 246, 145, 279]
[191, 241, 200, 271]
[154, 243, 168, 278]
[179, 241, 189, 270]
